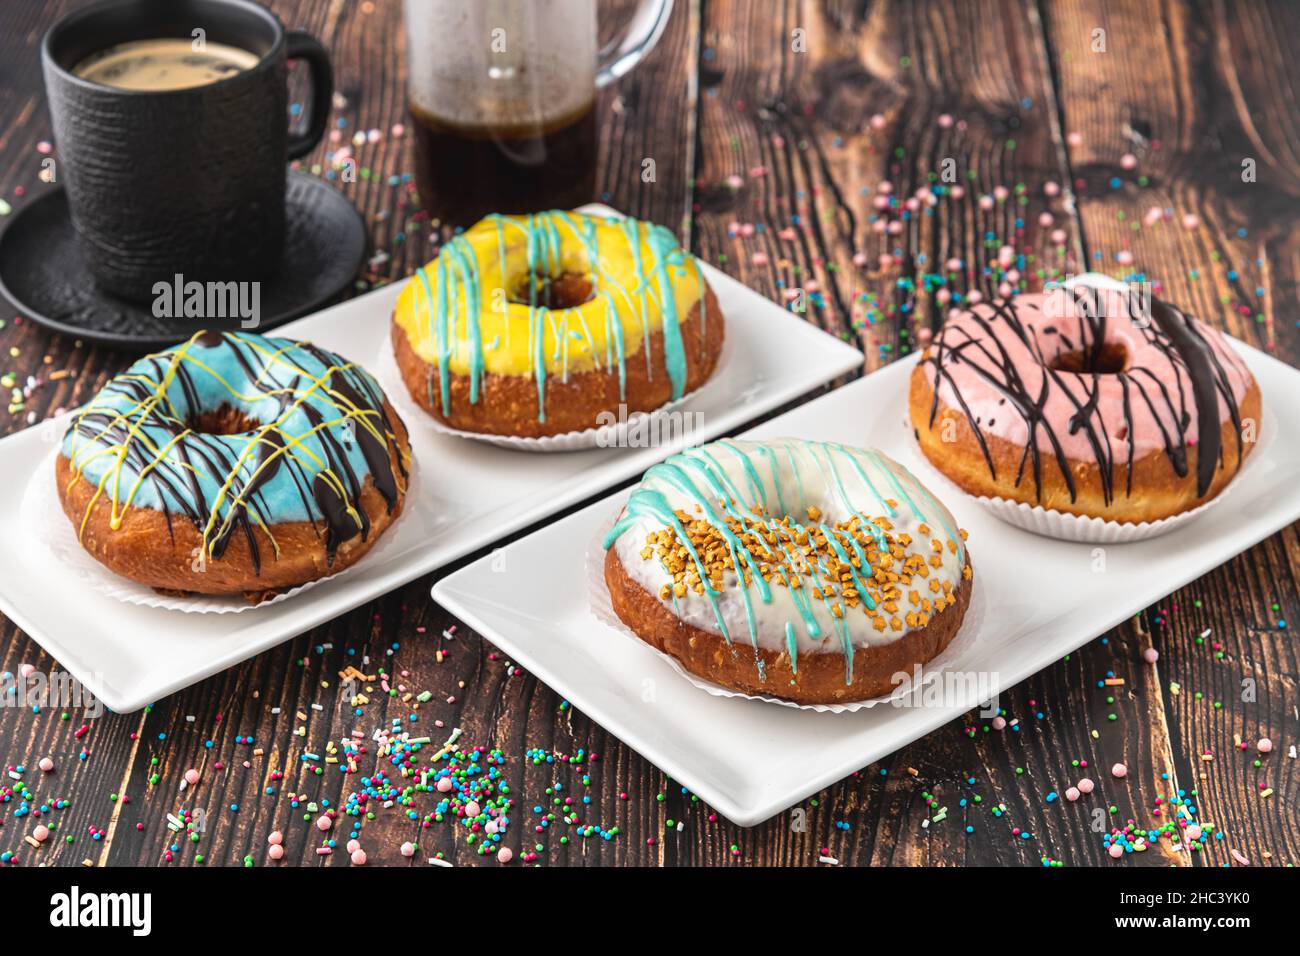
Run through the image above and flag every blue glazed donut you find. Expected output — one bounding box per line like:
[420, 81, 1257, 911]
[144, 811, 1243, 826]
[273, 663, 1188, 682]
[57, 330, 411, 600]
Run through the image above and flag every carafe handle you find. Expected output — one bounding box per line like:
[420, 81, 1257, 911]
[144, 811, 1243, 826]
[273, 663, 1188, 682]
[596, 0, 674, 87]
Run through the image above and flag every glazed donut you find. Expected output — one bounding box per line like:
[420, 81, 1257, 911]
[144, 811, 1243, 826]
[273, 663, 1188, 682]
[391, 209, 725, 438]
[909, 287, 1261, 522]
[57, 331, 411, 602]
[602, 439, 972, 705]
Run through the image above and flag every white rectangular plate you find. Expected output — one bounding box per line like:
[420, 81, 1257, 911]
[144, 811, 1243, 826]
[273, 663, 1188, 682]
[0, 207, 863, 713]
[433, 341, 1300, 826]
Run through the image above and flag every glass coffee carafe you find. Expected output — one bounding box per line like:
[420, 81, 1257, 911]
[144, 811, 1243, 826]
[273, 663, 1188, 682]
[403, 0, 672, 226]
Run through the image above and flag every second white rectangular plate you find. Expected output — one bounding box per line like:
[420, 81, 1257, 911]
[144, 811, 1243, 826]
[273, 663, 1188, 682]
[0, 207, 863, 712]
[433, 342, 1300, 826]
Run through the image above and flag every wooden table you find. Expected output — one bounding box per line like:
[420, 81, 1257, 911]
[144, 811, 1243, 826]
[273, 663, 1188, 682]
[0, 0, 1295, 867]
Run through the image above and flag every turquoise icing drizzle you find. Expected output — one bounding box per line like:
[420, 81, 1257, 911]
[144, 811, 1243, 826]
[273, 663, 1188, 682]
[605, 440, 966, 686]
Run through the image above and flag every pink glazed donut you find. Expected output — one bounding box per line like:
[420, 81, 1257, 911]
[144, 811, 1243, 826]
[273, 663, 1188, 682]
[908, 285, 1260, 522]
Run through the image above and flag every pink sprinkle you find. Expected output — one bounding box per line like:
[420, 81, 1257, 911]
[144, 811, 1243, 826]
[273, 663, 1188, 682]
[464, 800, 481, 818]
[1038, 212, 1053, 227]
[1108, 843, 1124, 859]
[991, 716, 1007, 730]
[1067, 131, 1083, 146]
[869, 113, 886, 129]
[778, 227, 797, 241]
[268, 844, 284, 861]
[979, 195, 994, 210]
[37, 141, 53, 155]
[1065, 787, 1081, 802]
[1142, 648, 1159, 664]
[1043, 180, 1061, 197]
[1077, 777, 1095, 794]
[1111, 763, 1127, 778]
[347, 839, 360, 853]
[19, 663, 35, 679]
[851, 252, 867, 267]
[1257, 738, 1273, 753]
[1230, 848, 1251, 866]
[1120, 153, 1138, 170]
[38, 757, 54, 773]
[400, 841, 416, 857]
[351, 849, 367, 865]
[268, 831, 283, 845]
[1117, 250, 1134, 266]
[497, 847, 513, 864]
[316, 814, 332, 831]
[390, 123, 405, 137]
[436, 776, 453, 793]
[184, 768, 200, 785]
[937, 113, 953, 128]
[751, 252, 769, 267]
[1185, 825, 1202, 841]
[950, 185, 965, 200]
[878, 180, 893, 195]
[1181, 213, 1200, 230]
[33, 824, 49, 841]
[1050, 228, 1067, 244]
[993, 186, 1009, 201]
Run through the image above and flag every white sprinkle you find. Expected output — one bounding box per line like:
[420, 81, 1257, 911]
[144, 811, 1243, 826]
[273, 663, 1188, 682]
[818, 856, 840, 865]
[428, 857, 454, 867]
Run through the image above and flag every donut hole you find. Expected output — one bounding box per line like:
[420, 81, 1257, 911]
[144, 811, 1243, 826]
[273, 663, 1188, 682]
[509, 271, 595, 310]
[189, 403, 264, 436]
[1048, 342, 1129, 375]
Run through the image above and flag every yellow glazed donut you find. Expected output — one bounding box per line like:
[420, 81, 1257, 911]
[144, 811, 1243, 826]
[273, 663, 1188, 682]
[390, 210, 725, 437]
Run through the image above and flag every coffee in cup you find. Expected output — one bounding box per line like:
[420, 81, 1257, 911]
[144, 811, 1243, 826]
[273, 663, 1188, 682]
[73, 37, 260, 91]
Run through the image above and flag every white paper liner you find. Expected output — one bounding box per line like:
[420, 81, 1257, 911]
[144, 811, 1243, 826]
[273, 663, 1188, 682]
[584, 507, 986, 713]
[375, 328, 733, 453]
[23, 447, 416, 614]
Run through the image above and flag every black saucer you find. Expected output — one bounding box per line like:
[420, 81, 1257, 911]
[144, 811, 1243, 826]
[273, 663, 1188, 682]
[0, 173, 368, 349]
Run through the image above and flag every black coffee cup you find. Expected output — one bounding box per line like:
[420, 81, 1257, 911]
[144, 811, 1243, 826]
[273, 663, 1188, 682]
[42, 0, 332, 302]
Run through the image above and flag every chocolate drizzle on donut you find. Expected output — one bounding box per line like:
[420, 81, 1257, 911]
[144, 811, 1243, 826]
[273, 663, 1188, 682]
[63, 331, 408, 573]
[921, 287, 1248, 504]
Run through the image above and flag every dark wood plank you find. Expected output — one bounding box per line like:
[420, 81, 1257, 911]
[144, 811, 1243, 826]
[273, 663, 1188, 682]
[1042, 0, 1300, 868]
[680, 0, 1193, 867]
